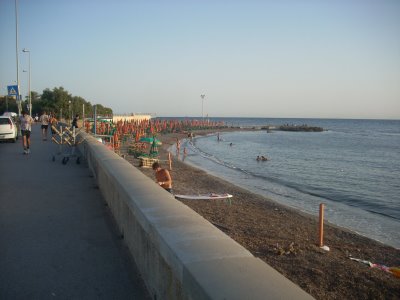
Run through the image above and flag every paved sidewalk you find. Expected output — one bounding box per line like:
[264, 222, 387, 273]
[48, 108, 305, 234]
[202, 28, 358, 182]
[0, 124, 150, 299]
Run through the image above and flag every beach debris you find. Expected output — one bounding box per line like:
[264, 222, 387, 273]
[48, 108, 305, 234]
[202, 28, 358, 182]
[276, 244, 285, 255]
[350, 257, 372, 266]
[390, 267, 400, 278]
[288, 242, 297, 254]
[174, 193, 233, 200]
[320, 245, 330, 251]
[275, 242, 297, 256]
[349, 257, 400, 278]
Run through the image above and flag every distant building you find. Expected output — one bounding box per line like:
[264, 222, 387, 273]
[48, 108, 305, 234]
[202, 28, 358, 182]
[112, 114, 152, 123]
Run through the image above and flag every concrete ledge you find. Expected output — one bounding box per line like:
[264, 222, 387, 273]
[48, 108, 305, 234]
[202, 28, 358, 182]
[78, 133, 314, 300]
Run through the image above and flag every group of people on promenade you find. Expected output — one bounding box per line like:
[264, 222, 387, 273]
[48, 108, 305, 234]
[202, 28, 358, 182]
[17, 110, 79, 155]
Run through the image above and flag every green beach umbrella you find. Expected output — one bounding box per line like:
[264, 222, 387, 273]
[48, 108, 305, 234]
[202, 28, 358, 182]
[149, 139, 159, 157]
[139, 136, 162, 145]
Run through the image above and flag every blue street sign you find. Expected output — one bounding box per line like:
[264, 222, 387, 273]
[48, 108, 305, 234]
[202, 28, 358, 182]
[7, 85, 19, 97]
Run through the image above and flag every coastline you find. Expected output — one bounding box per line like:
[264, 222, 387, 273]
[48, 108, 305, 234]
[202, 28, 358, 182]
[121, 129, 399, 299]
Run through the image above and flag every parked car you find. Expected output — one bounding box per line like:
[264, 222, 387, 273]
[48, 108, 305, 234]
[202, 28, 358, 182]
[2, 112, 18, 118]
[0, 116, 18, 143]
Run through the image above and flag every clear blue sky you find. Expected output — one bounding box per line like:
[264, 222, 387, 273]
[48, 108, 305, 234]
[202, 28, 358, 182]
[1, 0, 399, 119]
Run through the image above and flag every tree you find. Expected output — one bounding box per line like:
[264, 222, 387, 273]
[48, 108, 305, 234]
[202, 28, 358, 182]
[2, 86, 113, 118]
[40, 87, 73, 118]
[94, 103, 113, 116]
[29, 91, 41, 116]
[0, 96, 18, 114]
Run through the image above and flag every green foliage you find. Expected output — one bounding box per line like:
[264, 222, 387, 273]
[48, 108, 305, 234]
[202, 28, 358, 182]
[0, 96, 18, 113]
[1, 86, 113, 118]
[94, 103, 113, 116]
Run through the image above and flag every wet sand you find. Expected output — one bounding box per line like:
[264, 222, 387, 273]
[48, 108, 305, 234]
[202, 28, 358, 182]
[121, 129, 399, 300]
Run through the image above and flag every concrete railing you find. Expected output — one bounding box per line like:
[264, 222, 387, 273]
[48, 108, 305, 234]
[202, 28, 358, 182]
[78, 133, 314, 300]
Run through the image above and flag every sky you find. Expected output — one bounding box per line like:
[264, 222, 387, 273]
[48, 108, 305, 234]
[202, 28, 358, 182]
[1, 0, 399, 119]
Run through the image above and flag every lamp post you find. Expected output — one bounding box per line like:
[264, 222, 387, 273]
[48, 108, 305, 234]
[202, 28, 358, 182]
[22, 48, 31, 116]
[15, 0, 21, 114]
[22, 69, 28, 110]
[200, 94, 205, 122]
[68, 100, 72, 125]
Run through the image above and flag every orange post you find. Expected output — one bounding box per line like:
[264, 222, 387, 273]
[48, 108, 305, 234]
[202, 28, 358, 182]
[168, 152, 172, 170]
[319, 203, 325, 247]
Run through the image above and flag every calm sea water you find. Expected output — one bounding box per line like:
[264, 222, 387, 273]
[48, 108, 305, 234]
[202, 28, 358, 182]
[167, 118, 400, 248]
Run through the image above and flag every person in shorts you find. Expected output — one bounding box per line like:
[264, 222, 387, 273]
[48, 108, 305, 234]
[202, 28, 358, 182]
[49, 113, 58, 137]
[152, 162, 173, 193]
[39, 110, 50, 140]
[19, 110, 34, 154]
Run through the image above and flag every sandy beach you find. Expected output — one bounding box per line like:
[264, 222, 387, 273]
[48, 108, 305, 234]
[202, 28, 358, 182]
[121, 129, 399, 300]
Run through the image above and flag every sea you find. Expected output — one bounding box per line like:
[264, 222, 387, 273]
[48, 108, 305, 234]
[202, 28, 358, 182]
[165, 118, 400, 249]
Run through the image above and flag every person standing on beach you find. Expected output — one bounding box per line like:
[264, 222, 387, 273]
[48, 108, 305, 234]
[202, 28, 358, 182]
[19, 110, 34, 154]
[176, 138, 181, 155]
[39, 110, 50, 141]
[182, 147, 188, 162]
[152, 162, 173, 193]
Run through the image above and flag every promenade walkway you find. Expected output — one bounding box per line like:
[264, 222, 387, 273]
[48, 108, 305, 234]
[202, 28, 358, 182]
[0, 124, 150, 299]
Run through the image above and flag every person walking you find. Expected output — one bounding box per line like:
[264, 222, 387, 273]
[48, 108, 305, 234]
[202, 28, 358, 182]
[49, 113, 58, 137]
[39, 110, 50, 140]
[152, 162, 173, 193]
[72, 114, 79, 129]
[19, 110, 34, 154]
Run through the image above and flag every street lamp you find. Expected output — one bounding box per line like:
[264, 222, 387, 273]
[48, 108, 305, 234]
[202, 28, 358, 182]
[68, 100, 72, 125]
[200, 94, 205, 122]
[15, 0, 21, 114]
[22, 48, 31, 116]
[22, 69, 28, 111]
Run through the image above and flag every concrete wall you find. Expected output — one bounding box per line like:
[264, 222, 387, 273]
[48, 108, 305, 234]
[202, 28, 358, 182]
[78, 133, 314, 300]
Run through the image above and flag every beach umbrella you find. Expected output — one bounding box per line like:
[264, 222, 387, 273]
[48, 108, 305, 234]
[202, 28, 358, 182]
[149, 139, 159, 157]
[139, 136, 162, 145]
